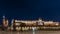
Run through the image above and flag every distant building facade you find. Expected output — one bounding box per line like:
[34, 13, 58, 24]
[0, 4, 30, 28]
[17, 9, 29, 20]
[2, 16, 8, 30]
[1, 16, 59, 31]
[11, 19, 59, 31]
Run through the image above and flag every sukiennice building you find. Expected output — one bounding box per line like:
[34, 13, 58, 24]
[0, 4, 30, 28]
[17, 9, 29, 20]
[2, 16, 59, 31]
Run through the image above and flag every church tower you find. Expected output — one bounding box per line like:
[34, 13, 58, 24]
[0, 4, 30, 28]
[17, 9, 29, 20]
[3, 15, 8, 30]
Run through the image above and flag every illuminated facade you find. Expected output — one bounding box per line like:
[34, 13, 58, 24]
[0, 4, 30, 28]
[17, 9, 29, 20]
[12, 19, 59, 27]
[11, 19, 59, 31]
[44, 21, 59, 26]
[1, 16, 59, 31]
[2, 16, 8, 30]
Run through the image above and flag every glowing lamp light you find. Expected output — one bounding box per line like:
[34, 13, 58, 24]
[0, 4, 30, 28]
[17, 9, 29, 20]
[15, 23, 20, 26]
[55, 23, 59, 26]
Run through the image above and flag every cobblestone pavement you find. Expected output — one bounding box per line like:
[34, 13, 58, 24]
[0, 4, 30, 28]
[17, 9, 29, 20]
[0, 30, 60, 34]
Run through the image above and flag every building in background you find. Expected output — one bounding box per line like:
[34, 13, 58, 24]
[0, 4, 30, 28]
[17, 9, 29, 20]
[10, 18, 59, 31]
[44, 21, 59, 26]
[2, 16, 8, 30]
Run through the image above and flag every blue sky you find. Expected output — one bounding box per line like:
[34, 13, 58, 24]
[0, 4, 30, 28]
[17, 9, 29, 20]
[0, 0, 60, 22]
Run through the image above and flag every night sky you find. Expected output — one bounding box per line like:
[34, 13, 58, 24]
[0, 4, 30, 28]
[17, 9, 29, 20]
[0, 0, 60, 22]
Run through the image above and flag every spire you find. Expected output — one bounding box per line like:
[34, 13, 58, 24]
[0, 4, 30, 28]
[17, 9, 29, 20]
[38, 17, 42, 21]
[3, 15, 5, 23]
[11, 19, 14, 23]
[3, 15, 5, 19]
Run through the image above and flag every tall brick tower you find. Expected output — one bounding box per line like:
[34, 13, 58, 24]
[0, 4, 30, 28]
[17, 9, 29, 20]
[3, 15, 8, 30]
